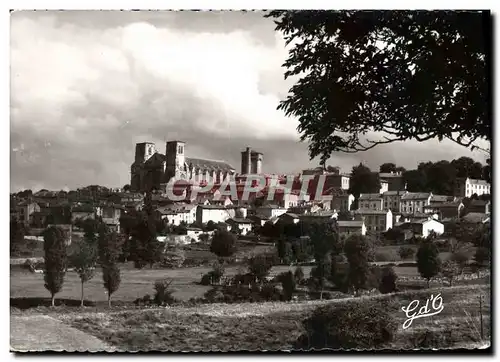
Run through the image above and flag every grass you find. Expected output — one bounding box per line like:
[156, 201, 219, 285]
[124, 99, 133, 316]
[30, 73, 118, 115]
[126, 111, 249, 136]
[56, 284, 490, 351]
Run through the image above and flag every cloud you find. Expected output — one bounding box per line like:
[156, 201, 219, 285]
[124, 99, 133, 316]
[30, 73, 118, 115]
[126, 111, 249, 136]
[10, 11, 488, 192]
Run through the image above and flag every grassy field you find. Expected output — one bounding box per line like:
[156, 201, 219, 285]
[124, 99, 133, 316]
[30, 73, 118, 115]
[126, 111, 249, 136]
[42, 284, 489, 351]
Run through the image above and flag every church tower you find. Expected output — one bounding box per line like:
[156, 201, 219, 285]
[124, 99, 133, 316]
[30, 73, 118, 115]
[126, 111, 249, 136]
[165, 140, 186, 182]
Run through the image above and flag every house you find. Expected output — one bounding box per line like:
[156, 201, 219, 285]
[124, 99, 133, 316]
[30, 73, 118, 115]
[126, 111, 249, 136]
[278, 213, 300, 225]
[226, 218, 253, 235]
[16, 200, 40, 224]
[429, 194, 455, 205]
[156, 203, 197, 226]
[288, 203, 322, 215]
[423, 200, 464, 220]
[379, 171, 405, 191]
[330, 193, 355, 212]
[108, 192, 144, 205]
[255, 205, 288, 219]
[358, 193, 384, 211]
[399, 218, 444, 238]
[248, 214, 270, 227]
[196, 205, 236, 224]
[467, 199, 491, 214]
[337, 220, 366, 236]
[400, 192, 433, 214]
[354, 209, 393, 232]
[379, 180, 389, 194]
[71, 204, 95, 223]
[299, 210, 338, 223]
[101, 204, 122, 232]
[455, 178, 491, 198]
[382, 190, 408, 212]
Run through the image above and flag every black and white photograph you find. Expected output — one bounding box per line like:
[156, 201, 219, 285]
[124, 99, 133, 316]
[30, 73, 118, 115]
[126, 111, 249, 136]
[9, 8, 492, 353]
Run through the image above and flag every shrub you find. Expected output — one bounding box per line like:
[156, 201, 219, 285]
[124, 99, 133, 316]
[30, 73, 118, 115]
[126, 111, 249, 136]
[200, 273, 212, 286]
[294, 266, 305, 284]
[277, 271, 296, 301]
[142, 294, 152, 305]
[210, 229, 237, 258]
[450, 250, 469, 272]
[248, 254, 274, 282]
[398, 246, 415, 260]
[153, 279, 175, 306]
[260, 284, 282, 301]
[295, 301, 397, 349]
[374, 251, 392, 262]
[379, 266, 398, 294]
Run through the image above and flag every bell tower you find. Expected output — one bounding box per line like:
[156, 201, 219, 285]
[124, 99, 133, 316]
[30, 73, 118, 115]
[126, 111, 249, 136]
[165, 140, 186, 182]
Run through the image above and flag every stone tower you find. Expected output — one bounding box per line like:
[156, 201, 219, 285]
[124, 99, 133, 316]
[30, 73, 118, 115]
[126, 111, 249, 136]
[165, 140, 186, 182]
[135, 142, 156, 163]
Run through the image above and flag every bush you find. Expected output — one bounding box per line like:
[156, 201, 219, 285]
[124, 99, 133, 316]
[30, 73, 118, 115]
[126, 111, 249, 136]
[294, 266, 305, 284]
[374, 251, 392, 262]
[379, 266, 398, 294]
[398, 246, 415, 260]
[248, 254, 274, 282]
[277, 271, 296, 300]
[200, 273, 212, 286]
[153, 279, 175, 306]
[295, 301, 397, 349]
[260, 284, 282, 301]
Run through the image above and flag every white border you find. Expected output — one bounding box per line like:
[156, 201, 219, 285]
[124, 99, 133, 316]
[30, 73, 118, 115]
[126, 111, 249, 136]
[3, 2, 498, 361]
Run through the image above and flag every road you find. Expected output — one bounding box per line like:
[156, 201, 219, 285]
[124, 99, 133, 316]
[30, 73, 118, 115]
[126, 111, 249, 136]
[10, 315, 113, 352]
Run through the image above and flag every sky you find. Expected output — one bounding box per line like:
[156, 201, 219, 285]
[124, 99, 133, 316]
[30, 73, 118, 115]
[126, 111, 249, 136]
[10, 10, 489, 192]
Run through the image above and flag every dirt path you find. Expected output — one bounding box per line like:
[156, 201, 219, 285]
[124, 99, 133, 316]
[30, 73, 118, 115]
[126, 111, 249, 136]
[10, 315, 113, 352]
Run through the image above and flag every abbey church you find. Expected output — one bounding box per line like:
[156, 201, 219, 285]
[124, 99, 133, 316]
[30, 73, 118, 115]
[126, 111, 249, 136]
[130, 140, 238, 192]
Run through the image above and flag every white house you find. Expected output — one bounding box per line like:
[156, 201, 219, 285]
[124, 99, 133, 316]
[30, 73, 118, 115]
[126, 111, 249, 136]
[358, 193, 384, 210]
[255, 205, 288, 219]
[400, 218, 444, 238]
[156, 203, 197, 226]
[400, 192, 433, 214]
[354, 209, 393, 232]
[455, 178, 491, 198]
[226, 218, 253, 235]
[337, 220, 367, 236]
[196, 205, 236, 224]
[379, 180, 389, 194]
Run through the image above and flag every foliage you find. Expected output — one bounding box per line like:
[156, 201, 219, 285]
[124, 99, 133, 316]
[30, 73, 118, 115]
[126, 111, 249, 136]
[344, 234, 371, 294]
[98, 224, 121, 306]
[450, 250, 469, 273]
[70, 239, 98, 306]
[474, 247, 490, 268]
[440, 260, 459, 286]
[160, 245, 186, 268]
[379, 266, 398, 294]
[153, 279, 175, 306]
[373, 251, 392, 262]
[42, 226, 68, 306]
[295, 301, 396, 349]
[294, 266, 305, 284]
[398, 246, 415, 260]
[10, 218, 26, 256]
[248, 254, 274, 283]
[210, 229, 237, 258]
[278, 271, 296, 301]
[267, 10, 489, 164]
[349, 163, 381, 200]
[416, 240, 441, 287]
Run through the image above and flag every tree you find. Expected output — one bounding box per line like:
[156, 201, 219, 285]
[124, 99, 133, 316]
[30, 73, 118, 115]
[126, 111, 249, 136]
[206, 220, 217, 232]
[450, 250, 469, 274]
[210, 229, 237, 260]
[10, 218, 26, 256]
[248, 254, 273, 283]
[379, 163, 396, 173]
[294, 266, 305, 284]
[451, 156, 484, 179]
[398, 246, 415, 260]
[278, 271, 296, 301]
[70, 240, 97, 307]
[267, 10, 489, 165]
[474, 247, 490, 269]
[441, 260, 459, 286]
[344, 235, 371, 295]
[349, 163, 381, 201]
[122, 184, 131, 192]
[424, 161, 457, 195]
[416, 240, 441, 288]
[98, 224, 121, 307]
[43, 226, 68, 307]
[379, 266, 398, 294]
[403, 170, 427, 192]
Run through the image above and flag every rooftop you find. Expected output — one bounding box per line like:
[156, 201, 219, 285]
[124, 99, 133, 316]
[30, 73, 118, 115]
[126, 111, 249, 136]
[337, 220, 364, 228]
[359, 193, 383, 200]
[401, 192, 432, 200]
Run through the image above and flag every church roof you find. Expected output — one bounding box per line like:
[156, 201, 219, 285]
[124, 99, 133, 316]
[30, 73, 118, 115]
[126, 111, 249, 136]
[185, 157, 234, 172]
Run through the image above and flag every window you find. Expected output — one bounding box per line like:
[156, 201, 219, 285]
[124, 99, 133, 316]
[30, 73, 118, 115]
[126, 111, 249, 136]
[177, 146, 183, 154]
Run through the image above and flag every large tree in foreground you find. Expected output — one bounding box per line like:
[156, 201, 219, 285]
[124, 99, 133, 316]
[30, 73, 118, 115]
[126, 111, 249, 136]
[266, 10, 490, 165]
[43, 226, 68, 307]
